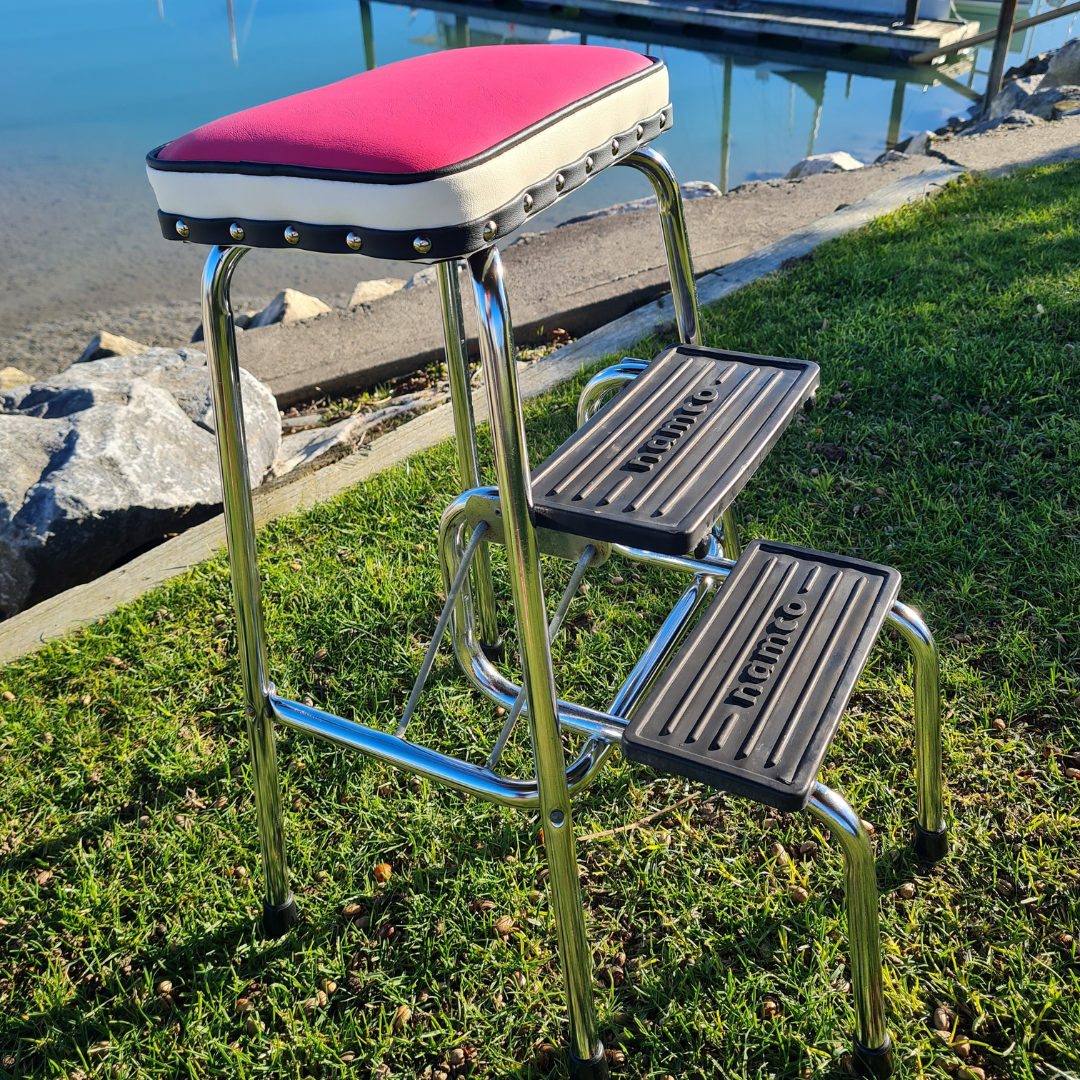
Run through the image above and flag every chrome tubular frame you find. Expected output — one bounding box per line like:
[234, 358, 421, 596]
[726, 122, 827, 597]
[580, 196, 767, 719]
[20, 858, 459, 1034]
[438, 494, 730, 743]
[576, 358, 649, 427]
[885, 601, 948, 860]
[617, 146, 702, 347]
[269, 693, 609, 808]
[201, 146, 942, 1072]
[467, 245, 607, 1078]
[202, 244, 298, 937]
[807, 783, 893, 1077]
[437, 259, 501, 657]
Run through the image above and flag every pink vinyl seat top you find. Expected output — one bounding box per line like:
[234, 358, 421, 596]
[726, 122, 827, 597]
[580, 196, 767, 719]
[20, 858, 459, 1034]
[147, 45, 671, 261]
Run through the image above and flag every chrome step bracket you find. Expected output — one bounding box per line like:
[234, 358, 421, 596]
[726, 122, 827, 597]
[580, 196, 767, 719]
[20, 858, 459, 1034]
[621, 538, 901, 811]
[531, 344, 819, 557]
[465, 488, 611, 567]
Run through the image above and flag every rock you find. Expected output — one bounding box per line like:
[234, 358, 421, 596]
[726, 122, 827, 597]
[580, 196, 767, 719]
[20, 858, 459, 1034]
[76, 331, 152, 365]
[961, 109, 1043, 137]
[192, 288, 330, 342]
[349, 278, 407, 306]
[189, 310, 259, 344]
[268, 413, 370, 479]
[1042, 37, 1080, 88]
[248, 288, 331, 328]
[784, 152, 864, 179]
[896, 131, 935, 155]
[403, 266, 440, 290]
[1002, 52, 1051, 86]
[0, 367, 32, 390]
[0, 347, 278, 619]
[989, 75, 1045, 119]
[874, 149, 908, 165]
[1017, 84, 1080, 120]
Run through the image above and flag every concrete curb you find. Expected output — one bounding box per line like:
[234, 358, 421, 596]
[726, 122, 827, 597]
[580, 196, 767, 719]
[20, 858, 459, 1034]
[0, 166, 960, 668]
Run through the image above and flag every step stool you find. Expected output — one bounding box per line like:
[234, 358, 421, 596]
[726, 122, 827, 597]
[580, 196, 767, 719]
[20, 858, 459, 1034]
[147, 44, 946, 1080]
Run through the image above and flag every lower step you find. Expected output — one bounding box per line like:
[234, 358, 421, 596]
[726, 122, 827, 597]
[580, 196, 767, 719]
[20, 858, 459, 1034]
[622, 539, 901, 811]
[531, 344, 819, 556]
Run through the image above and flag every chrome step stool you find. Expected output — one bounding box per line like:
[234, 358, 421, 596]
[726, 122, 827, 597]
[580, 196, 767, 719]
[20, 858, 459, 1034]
[147, 44, 946, 1080]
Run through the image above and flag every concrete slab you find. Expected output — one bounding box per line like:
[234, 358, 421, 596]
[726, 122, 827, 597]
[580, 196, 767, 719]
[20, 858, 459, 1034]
[237, 115, 1080, 406]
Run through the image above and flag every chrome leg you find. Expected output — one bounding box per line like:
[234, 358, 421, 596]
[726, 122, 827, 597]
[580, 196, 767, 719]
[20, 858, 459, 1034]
[886, 602, 948, 861]
[202, 245, 297, 938]
[718, 505, 742, 561]
[618, 146, 702, 347]
[437, 260, 502, 658]
[807, 783, 893, 1079]
[467, 246, 607, 1080]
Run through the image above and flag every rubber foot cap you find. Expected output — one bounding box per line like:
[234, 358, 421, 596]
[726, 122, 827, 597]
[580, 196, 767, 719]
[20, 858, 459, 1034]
[480, 638, 504, 662]
[262, 895, 299, 939]
[569, 1044, 609, 1080]
[853, 1035, 894, 1079]
[913, 824, 949, 863]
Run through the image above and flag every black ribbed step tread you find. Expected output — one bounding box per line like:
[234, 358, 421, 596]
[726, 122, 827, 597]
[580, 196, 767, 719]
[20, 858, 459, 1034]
[622, 539, 901, 811]
[531, 344, 819, 556]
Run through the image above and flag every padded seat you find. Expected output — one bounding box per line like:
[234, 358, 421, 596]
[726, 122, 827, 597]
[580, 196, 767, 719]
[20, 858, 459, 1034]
[146, 45, 671, 261]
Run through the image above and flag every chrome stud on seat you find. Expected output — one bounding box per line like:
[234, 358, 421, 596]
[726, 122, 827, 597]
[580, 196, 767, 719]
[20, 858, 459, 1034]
[414, 236, 432, 255]
[175, 219, 190, 238]
[611, 138, 620, 155]
[229, 223, 245, 241]
[523, 193, 534, 212]
[346, 232, 363, 251]
[483, 220, 498, 242]
[585, 156, 594, 174]
[636, 124, 645, 140]
[555, 173, 566, 192]
[284, 225, 300, 245]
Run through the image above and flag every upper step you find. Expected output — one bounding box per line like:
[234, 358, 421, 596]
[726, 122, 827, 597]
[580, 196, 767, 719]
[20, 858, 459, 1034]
[531, 344, 818, 556]
[621, 539, 901, 811]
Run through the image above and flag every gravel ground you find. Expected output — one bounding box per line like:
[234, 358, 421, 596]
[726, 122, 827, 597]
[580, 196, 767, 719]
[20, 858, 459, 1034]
[0, 294, 355, 379]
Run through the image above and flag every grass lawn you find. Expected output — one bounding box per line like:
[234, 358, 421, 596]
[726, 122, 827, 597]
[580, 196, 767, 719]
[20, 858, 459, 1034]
[1, 163, 1079, 1080]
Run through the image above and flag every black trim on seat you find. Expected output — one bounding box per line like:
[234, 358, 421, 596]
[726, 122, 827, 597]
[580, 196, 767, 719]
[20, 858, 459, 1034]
[154, 108, 669, 260]
[146, 57, 664, 185]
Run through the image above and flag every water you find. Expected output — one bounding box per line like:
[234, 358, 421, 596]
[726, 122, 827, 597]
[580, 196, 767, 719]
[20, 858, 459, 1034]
[2, 0, 1078, 340]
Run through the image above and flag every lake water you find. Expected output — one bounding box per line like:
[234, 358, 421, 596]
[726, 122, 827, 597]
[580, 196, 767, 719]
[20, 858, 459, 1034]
[2, 0, 1078, 341]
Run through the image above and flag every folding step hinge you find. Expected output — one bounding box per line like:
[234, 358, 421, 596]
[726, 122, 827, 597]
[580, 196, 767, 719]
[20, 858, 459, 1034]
[464, 488, 612, 566]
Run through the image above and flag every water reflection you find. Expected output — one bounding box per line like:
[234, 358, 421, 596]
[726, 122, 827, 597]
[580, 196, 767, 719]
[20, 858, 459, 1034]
[351, 0, 1071, 193]
[2, 0, 1078, 336]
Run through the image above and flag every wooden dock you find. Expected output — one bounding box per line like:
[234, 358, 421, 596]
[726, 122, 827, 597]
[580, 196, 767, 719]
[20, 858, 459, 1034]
[559, 0, 978, 54]
[424, 0, 979, 62]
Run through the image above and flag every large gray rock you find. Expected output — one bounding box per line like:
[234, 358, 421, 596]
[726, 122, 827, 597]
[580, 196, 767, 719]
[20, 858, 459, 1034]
[1020, 84, 1080, 120]
[1042, 37, 1080, 88]
[960, 109, 1043, 137]
[988, 75, 1044, 119]
[0, 348, 279, 618]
